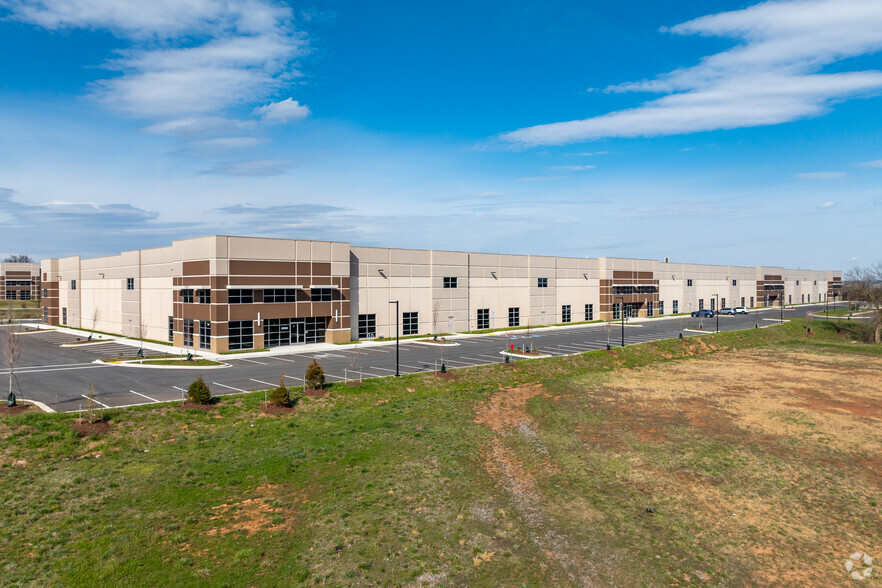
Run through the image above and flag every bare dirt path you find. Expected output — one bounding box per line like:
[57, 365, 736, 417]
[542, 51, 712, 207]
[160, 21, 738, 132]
[475, 384, 603, 587]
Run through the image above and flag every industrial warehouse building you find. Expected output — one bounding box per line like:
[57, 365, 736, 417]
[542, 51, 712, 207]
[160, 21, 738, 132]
[1, 261, 41, 302]
[40, 235, 842, 353]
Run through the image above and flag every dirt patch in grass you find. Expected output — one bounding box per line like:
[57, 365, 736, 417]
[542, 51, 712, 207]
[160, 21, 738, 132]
[474, 384, 603, 585]
[72, 420, 111, 437]
[558, 347, 882, 584]
[434, 371, 457, 380]
[206, 484, 302, 536]
[302, 388, 327, 398]
[177, 402, 214, 413]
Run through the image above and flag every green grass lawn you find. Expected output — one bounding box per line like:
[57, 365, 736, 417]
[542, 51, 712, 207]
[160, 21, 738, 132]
[0, 299, 41, 319]
[0, 319, 879, 586]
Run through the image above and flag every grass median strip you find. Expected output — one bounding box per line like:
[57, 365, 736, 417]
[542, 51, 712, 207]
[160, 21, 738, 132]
[0, 318, 878, 586]
[138, 359, 222, 367]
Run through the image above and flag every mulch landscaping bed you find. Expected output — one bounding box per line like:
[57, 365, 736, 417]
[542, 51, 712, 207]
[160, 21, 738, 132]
[260, 403, 297, 415]
[345, 381, 364, 387]
[303, 388, 328, 398]
[0, 403, 33, 416]
[434, 371, 457, 380]
[177, 401, 214, 412]
[72, 420, 111, 436]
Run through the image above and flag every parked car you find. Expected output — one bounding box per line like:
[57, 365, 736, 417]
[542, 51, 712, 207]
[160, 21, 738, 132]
[733, 306, 749, 314]
[718, 307, 735, 315]
[691, 309, 714, 318]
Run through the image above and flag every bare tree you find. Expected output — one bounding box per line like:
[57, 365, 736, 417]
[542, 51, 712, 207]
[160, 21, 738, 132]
[137, 316, 148, 353]
[431, 301, 441, 340]
[844, 264, 882, 343]
[349, 344, 363, 382]
[3, 324, 22, 404]
[3, 254, 33, 263]
[91, 307, 101, 333]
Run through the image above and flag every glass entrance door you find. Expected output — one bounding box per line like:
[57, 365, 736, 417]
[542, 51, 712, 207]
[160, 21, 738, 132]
[291, 320, 305, 344]
[265, 318, 289, 348]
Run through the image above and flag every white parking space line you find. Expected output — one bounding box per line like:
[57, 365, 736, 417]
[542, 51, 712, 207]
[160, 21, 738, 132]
[444, 358, 483, 366]
[461, 356, 488, 363]
[325, 373, 346, 381]
[560, 342, 598, 350]
[129, 390, 159, 403]
[173, 386, 188, 393]
[555, 344, 588, 352]
[476, 353, 505, 360]
[362, 348, 390, 353]
[3, 364, 106, 376]
[266, 356, 299, 364]
[282, 374, 304, 382]
[9, 361, 97, 370]
[347, 370, 381, 378]
[369, 366, 397, 372]
[313, 353, 346, 359]
[81, 394, 111, 408]
[400, 364, 430, 371]
[237, 358, 268, 365]
[212, 382, 249, 393]
[250, 378, 276, 388]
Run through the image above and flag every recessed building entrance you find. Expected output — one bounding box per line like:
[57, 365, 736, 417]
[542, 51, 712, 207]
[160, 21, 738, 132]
[264, 317, 329, 348]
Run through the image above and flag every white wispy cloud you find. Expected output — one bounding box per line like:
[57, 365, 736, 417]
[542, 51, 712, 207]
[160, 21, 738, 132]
[501, 0, 882, 145]
[191, 137, 266, 149]
[856, 158, 882, 167]
[252, 98, 310, 123]
[818, 201, 836, 208]
[576, 151, 608, 156]
[4, 0, 309, 131]
[550, 165, 596, 171]
[517, 176, 564, 182]
[795, 171, 845, 179]
[200, 158, 298, 176]
[143, 117, 258, 137]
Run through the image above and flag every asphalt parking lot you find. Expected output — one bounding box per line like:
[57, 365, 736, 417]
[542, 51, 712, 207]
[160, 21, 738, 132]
[1, 303, 827, 413]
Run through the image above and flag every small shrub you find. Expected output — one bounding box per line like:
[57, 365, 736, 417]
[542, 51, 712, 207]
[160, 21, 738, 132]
[188, 376, 212, 404]
[83, 383, 104, 424]
[269, 376, 290, 407]
[305, 359, 325, 389]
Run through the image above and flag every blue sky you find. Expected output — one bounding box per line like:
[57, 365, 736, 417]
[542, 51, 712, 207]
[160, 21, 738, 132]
[1, 0, 880, 270]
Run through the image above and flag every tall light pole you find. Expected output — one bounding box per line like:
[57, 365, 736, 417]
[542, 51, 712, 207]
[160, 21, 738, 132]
[617, 296, 625, 347]
[389, 300, 400, 377]
[714, 294, 720, 333]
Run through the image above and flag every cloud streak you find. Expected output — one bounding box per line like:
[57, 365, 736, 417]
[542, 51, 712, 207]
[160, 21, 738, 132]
[200, 158, 298, 177]
[794, 171, 845, 179]
[500, 0, 882, 145]
[550, 165, 596, 171]
[4, 0, 310, 135]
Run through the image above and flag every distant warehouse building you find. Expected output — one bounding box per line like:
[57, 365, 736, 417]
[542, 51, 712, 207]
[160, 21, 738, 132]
[40, 235, 842, 353]
[1, 261, 41, 301]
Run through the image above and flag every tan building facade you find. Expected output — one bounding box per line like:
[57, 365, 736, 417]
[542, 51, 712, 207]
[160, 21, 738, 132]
[1, 262, 41, 303]
[41, 236, 841, 351]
